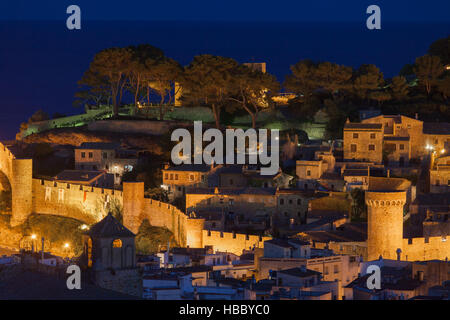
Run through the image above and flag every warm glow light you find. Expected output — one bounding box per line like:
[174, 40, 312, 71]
[80, 224, 88, 230]
[31, 234, 36, 240]
[441, 149, 446, 154]
[64, 243, 70, 248]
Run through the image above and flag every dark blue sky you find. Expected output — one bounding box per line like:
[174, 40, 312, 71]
[1, 0, 449, 22]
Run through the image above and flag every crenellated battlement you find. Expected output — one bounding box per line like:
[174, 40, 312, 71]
[365, 199, 406, 207]
[202, 230, 270, 255]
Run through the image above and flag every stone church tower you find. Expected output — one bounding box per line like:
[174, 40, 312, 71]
[81, 212, 142, 297]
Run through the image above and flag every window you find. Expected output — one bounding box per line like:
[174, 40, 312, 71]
[189, 174, 194, 181]
[164, 173, 168, 180]
[175, 174, 178, 180]
[334, 265, 339, 273]
[324, 266, 329, 275]
[297, 199, 301, 205]
[88, 152, 93, 158]
[112, 239, 122, 248]
[368, 144, 375, 151]
[280, 199, 284, 205]
[350, 144, 357, 152]
[353, 133, 359, 139]
[436, 180, 440, 186]
[399, 144, 405, 150]
[170, 173, 173, 180]
[103, 152, 107, 159]
[229, 199, 234, 205]
[229, 179, 233, 186]
[448, 180, 450, 186]
[306, 170, 311, 177]
[370, 133, 376, 139]
[289, 199, 293, 204]
[81, 152, 85, 158]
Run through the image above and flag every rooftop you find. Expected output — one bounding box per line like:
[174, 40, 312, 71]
[86, 212, 135, 238]
[78, 142, 120, 150]
[186, 187, 277, 196]
[164, 164, 211, 172]
[423, 122, 450, 135]
[0, 267, 137, 300]
[265, 238, 310, 248]
[344, 123, 382, 130]
[278, 267, 321, 278]
[53, 170, 105, 182]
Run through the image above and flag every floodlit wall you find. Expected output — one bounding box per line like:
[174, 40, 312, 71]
[32, 179, 123, 224]
[201, 230, 270, 256]
[402, 237, 450, 261]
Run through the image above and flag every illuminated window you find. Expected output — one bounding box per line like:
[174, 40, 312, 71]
[81, 152, 85, 158]
[368, 144, 375, 151]
[112, 239, 122, 248]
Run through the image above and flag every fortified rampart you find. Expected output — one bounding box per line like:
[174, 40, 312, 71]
[0, 141, 270, 255]
[32, 178, 123, 224]
[365, 177, 449, 261]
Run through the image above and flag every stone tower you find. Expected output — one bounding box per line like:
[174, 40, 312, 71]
[122, 182, 144, 234]
[10, 158, 33, 226]
[366, 190, 406, 261]
[81, 212, 142, 297]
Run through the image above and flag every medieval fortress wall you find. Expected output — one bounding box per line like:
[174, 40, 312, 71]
[0, 142, 267, 255]
[2, 141, 448, 259]
[366, 186, 449, 261]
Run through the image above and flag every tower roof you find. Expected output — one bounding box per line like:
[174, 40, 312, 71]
[86, 212, 135, 238]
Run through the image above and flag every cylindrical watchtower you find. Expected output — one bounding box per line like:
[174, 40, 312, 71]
[366, 190, 406, 261]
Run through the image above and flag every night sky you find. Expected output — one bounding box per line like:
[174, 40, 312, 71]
[0, 1, 449, 139]
[1, 0, 450, 22]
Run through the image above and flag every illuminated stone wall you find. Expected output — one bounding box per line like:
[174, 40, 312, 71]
[366, 190, 406, 260]
[201, 230, 270, 256]
[32, 178, 122, 224]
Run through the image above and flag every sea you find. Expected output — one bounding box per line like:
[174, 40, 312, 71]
[0, 20, 449, 139]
